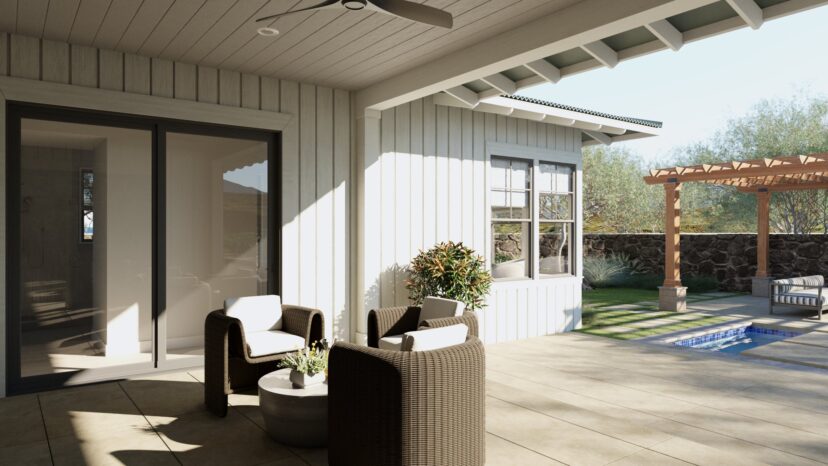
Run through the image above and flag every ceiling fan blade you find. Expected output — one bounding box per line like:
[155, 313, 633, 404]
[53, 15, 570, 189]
[369, 0, 453, 28]
[256, 0, 340, 22]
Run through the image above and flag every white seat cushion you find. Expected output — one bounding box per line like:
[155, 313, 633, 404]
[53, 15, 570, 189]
[775, 289, 828, 308]
[225, 295, 283, 332]
[401, 324, 468, 352]
[244, 330, 305, 358]
[419, 296, 465, 323]
[378, 334, 404, 351]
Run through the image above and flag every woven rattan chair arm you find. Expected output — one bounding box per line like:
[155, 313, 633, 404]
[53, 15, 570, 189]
[282, 305, 325, 345]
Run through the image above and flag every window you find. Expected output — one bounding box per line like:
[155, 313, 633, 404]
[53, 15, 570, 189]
[80, 168, 94, 242]
[491, 158, 531, 279]
[538, 162, 574, 277]
[490, 156, 575, 280]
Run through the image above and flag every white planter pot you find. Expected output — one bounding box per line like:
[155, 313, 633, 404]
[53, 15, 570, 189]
[289, 369, 325, 389]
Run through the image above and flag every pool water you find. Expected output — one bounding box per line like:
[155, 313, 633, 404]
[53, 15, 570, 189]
[673, 325, 801, 354]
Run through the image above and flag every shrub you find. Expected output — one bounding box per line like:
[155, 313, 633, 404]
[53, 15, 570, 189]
[683, 275, 720, 292]
[406, 241, 492, 311]
[614, 273, 662, 290]
[610, 273, 720, 292]
[583, 254, 629, 288]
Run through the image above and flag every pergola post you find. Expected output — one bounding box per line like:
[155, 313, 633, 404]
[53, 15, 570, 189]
[752, 188, 773, 297]
[659, 179, 687, 312]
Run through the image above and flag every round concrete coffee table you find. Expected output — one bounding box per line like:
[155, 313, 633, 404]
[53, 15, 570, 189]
[258, 369, 328, 447]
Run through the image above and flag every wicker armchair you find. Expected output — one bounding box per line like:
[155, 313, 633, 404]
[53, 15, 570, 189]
[328, 336, 486, 466]
[367, 306, 479, 348]
[204, 303, 324, 417]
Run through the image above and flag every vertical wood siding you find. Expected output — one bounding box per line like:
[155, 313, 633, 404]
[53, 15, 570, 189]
[0, 33, 351, 341]
[373, 97, 583, 342]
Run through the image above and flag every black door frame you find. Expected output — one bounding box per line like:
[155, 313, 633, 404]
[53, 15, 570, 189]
[6, 101, 281, 395]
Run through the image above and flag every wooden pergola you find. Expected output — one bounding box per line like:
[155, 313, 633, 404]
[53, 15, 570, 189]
[644, 153, 828, 311]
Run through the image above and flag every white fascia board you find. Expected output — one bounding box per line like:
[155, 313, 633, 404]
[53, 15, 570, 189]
[581, 41, 619, 68]
[725, 0, 764, 29]
[645, 19, 683, 50]
[483, 95, 661, 135]
[356, 0, 719, 110]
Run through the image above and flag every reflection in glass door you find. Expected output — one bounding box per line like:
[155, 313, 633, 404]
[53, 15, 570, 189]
[15, 117, 154, 384]
[163, 131, 270, 366]
[8, 105, 278, 394]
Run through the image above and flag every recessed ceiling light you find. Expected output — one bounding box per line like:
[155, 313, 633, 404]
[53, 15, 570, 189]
[257, 27, 279, 37]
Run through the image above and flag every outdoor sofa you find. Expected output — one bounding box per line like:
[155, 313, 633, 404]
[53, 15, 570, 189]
[770, 275, 827, 320]
[204, 295, 324, 416]
[367, 296, 479, 349]
[328, 328, 486, 466]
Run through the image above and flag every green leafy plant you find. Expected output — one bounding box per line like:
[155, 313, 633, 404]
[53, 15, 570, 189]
[406, 241, 492, 311]
[279, 340, 329, 376]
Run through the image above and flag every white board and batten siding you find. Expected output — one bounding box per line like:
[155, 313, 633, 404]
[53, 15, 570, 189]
[363, 96, 583, 344]
[0, 33, 351, 349]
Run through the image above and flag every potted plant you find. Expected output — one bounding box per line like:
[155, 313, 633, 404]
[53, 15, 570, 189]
[406, 241, 492, 312]
[279, 340, 329, 388]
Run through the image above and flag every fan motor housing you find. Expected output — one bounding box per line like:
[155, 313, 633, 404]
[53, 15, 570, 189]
[342, 0, 367, 10]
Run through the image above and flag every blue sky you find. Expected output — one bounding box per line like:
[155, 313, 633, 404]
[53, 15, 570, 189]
[518, 6, 828, 165]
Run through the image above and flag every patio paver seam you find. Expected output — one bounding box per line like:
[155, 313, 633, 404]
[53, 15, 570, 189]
[115, 381, 184, 466]
[602, 437, 696, 466]
[492, 346, 828, 441]
[186, 371, 314, 466]
[485, 430, 569, 466]
[35, 394, 56, 466]
[486, 362, 828, 464]
[487, 392, 661, 452]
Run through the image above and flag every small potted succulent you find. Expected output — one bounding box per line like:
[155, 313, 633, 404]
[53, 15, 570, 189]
[279, 339, 329, 389]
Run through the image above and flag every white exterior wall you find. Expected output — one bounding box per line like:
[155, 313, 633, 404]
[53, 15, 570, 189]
[357, 96, 583, 344]
[0, 33, 351, 396]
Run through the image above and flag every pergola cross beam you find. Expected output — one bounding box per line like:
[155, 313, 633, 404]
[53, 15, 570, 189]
[644, 153, 828, 311]
[645, 153, 828, 184]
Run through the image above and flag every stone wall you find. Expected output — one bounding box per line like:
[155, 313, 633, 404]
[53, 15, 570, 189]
[583, 233, 828, 292]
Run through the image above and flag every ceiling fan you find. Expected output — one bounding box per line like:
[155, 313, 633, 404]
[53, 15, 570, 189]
[256, 0, 453, 29]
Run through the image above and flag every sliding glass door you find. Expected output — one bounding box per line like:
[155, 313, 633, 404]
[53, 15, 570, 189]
[7, 104, 279, 393]
[9, 113, 155, 391]
[162, 131, 271, 368]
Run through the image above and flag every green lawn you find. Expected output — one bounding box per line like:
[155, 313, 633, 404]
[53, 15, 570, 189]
[583, 288, 658, 311]
[579, 287, 737, 340]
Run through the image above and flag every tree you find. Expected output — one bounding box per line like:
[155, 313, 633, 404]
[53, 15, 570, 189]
[679, 95, 828, 234]
[582, 146, 662, 233]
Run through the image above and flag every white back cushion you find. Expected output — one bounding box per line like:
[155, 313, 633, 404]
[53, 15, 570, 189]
[225, 295, 283, 332]
[419, 296, 465, 323]
[402, 324, 468, 352]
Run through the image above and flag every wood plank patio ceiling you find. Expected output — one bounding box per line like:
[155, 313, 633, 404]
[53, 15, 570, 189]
[644, 153, 828, 192]
[0, 0, 579, 90]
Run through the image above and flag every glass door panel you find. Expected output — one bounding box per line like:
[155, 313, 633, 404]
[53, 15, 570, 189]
[164, 132, 269, 364]
[17, 118, 154, 380]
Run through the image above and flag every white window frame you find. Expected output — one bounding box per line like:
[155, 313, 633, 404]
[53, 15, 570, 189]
[486, 141, 583, 282]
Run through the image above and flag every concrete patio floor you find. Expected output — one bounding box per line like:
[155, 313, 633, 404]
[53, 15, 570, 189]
[3, 328, 828, 465]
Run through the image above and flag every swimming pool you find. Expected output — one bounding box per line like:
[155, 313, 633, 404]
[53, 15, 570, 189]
[673, 325, 802, 354]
